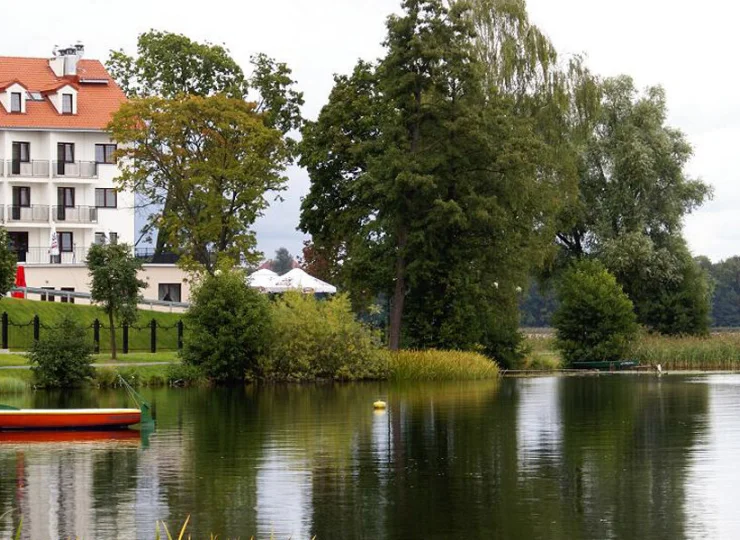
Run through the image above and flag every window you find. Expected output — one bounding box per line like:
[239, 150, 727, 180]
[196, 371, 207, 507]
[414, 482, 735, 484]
[95, 188, 117, 208]
[41, 287, 55, 302]
[8, 232, 28, 262]
[56, 143, 74, 176]
[95, 232, 106, 245]
[62, 93, 73, 114]
[59, 232, 73, 253]
[58, 187, 75, 207]
[109, 232, 118, 244]
[10, 92, 21, 113]
[26, 92, 43, 102]
[11, 142, 30, 175]
[158, 283, 182, 303]
[58, 142, 74, 163]
[61, 287, 75, 304]
[95, 144, 117, 164]
[12, 187, 30, 207]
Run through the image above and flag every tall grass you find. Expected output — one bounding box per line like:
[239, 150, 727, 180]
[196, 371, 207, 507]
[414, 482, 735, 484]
[630, 333, 740, 370]
[0, 377, 29, 394]
[517, 336, 562, 370]
[389, 350, 499, 381]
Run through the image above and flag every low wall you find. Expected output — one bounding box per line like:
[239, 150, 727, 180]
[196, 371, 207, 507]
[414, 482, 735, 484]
[20, 264, 192, 308]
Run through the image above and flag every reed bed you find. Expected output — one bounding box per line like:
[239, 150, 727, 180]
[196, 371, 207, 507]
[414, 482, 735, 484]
[0, 377, 29, 394]
[630, 333, 740, 370]
[389, 349, 499, 380]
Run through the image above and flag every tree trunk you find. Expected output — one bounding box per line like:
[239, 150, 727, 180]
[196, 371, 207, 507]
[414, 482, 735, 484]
[154, 191, 174, 256]
[388, 227, 408, 351]
[109, 311, 117, 360]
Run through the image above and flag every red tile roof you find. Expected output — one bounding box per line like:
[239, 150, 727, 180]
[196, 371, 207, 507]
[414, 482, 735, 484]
[0, 79, 27, 91]
[0, 57, 126, 130]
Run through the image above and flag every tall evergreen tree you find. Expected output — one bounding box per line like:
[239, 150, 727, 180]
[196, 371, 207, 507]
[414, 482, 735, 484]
[301, 0, 559, 362]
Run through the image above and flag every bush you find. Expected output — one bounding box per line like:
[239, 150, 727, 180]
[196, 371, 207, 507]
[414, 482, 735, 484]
[28, 316, 95, 387]
[166, 363, 206, 386]
[553, 259, 638, 365]
[263, 292, 387, 381]
[181, 269, 271, 382]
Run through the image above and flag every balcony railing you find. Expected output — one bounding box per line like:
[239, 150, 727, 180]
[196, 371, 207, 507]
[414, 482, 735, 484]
[135, 248, 182, 264]
[5, 160, 50, 178]
[53, 161, 98, 179]
[6, 205, 49, 223]
[14, 247, 89, 265]
[52, 205, 98, 224]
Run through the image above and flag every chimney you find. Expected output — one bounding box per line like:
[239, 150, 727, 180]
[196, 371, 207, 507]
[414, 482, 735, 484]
[49, 43, 84, 77]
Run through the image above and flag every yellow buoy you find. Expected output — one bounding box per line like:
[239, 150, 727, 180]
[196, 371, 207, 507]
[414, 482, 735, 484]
[373, 400, 387, 410]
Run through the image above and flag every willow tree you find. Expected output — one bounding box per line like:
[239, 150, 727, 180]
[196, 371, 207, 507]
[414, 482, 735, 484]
[301, 0, 560, 361]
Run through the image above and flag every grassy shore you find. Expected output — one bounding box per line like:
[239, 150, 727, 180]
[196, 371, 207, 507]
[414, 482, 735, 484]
[521, 332, 740, 371]
[630, 333, 740, 370]
[0, 351, 178, 367]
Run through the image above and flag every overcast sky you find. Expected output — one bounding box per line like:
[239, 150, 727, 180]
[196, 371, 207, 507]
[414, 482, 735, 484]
[2, 0, 735, 262]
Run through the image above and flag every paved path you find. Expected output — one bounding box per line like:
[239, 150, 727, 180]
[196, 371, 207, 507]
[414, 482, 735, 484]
[0, 362, 175, 370]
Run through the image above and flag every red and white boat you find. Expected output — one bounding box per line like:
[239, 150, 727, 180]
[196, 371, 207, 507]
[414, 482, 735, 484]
[0, 407, 142, 430]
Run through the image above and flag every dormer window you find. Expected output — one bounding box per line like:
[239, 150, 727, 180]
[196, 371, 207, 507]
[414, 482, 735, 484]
[62, 93, 73, 114]
[10, 92, 21, 113]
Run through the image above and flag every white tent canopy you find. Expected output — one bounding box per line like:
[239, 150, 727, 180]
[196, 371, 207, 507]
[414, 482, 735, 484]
[247, 268, 278, 289]
[247, 268, 337, 294]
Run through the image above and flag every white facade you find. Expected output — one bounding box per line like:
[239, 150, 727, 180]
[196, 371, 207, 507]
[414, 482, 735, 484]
[0, 127, 135, 263]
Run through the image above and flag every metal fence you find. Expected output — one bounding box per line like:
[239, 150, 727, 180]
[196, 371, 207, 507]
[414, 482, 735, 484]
[1, 312, 184, 353]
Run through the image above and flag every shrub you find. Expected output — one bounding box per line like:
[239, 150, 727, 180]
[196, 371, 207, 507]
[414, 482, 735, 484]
[553, 259, 638, 365]
[263, 292, 387, 381]
[28, 316, 95, 387]
[181, 269, 271, 382]
[166, 363, 206, 386]
[389, 350, 499, 380]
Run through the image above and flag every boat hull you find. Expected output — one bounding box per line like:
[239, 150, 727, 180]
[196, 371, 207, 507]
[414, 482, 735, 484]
[0, 409, 142, 430]
[571, 360, 640, 371]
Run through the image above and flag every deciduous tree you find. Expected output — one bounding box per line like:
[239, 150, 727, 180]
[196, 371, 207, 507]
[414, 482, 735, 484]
[87, 243, 146, 359]
[109, 95, 290, 273]
[270, 247, 295, 275]
[107, 31, 304, 254]
[0, 229, 18, 297]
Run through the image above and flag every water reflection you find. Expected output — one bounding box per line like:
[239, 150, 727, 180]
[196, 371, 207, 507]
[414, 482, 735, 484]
[0, 376, 728, 539]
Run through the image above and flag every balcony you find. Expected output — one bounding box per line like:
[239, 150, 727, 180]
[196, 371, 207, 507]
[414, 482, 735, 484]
[15, 247, 88, 265]
[135, 248, 181, 264]
[52, 205, 97, 224]
[5, 160, 49, 178]
[53, 161, 98, 179]
[6, 205, 49, 223]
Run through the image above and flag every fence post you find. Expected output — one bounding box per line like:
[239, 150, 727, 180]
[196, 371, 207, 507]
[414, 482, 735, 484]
[2, 312, 7, 350]
[150, 319, 157, 353]
[122, 322, 129, 354]
[33, 315, 40, 342]
[93, 319, 100, 354]
[177, 320, 184, 350]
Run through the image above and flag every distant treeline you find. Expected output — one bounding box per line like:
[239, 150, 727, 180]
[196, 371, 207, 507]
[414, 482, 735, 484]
[521, 256, 740, 328]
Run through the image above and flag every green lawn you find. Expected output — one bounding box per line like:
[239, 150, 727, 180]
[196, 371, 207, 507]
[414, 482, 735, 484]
[0, 351, 179, 367]
[0, 298, 183, 352]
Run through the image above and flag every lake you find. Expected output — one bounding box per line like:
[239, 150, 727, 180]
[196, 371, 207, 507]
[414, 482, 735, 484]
[0, 374, 739, 539]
